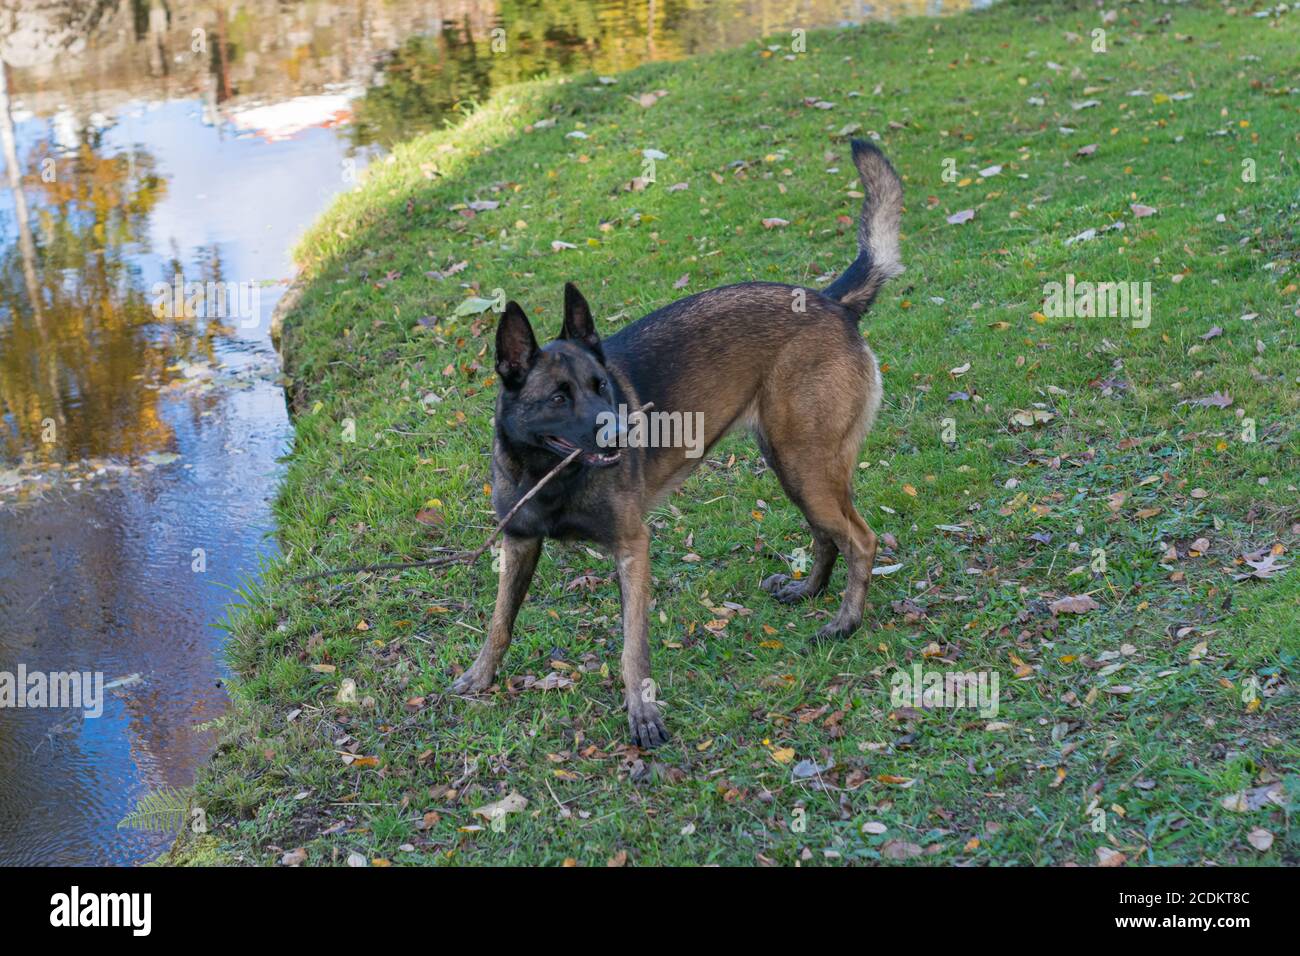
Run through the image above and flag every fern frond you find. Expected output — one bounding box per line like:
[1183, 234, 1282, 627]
[117, 787, 191, 834]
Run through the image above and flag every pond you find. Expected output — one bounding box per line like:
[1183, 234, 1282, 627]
[0, 0, 983, 865]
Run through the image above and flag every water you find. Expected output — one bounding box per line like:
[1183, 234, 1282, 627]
[0, 0, 978, 866]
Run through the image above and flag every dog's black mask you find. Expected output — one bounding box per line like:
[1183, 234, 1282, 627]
[494, 283, 621, 468]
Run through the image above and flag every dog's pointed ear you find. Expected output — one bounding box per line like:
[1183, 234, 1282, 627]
[560, 282, 603, 359]
[495, 301, 538, 389]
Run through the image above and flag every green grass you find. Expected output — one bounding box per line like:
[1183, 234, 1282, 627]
[190, 0, 1299, 866]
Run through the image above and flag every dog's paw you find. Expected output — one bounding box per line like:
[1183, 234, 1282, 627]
[762, 572, 813, 604]
[451, 664, 496, 695]
[814, 616, 861, 642]
[627, 700, 669, 749]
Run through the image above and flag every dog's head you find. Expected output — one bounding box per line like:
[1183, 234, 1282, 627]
[494, 282, 622, 468]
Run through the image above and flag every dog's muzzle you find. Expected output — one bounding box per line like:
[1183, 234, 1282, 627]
[543, 435, 621, 467]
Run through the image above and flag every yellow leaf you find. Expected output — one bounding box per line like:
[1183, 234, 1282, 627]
[769, 747, 796, 764]
[876, 774, 914, 786]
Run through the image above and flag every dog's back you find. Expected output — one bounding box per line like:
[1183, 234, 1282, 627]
[602, 140, 903, 502]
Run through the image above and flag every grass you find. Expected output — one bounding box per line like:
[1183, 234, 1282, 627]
[189, 0, 1298, 866]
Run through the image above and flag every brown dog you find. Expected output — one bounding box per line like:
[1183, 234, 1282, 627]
[452, 140, 904, 747]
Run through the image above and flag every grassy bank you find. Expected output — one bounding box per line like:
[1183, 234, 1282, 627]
[194, 0, 1298, 866]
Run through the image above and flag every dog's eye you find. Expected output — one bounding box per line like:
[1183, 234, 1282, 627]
[550, 391, 568, 405]
[594, 378, 608, 394]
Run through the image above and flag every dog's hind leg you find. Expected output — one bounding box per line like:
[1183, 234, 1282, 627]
[821, 496, 878, 640]
[769, 459, 876, 639]
[755, 428, 839, 603]
[756, 362, 880, 639]
[452, 534, 541, 694]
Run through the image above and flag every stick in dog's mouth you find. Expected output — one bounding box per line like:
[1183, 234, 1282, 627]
[543, 434, 621, 467]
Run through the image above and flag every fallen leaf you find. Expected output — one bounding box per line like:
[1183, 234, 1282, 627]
[1009, 408, 1055, 428]
[1233, 551, 1290, 581]
[471, 791, 528, 821]
[946, 208, 975, 225]
[1096, 847, 1127, 867]
[632, 90, 667, 108]
[415, 506, 445, 530]
[876, 774, 915, 787]
[1247, 827, 1274, 852]
[882, 840, 924, 860]
[1050, 594, 1099, 615]
[1179, 391, 1232, 409]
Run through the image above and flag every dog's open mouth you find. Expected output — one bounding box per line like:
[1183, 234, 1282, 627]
[544, 435, 621, 467]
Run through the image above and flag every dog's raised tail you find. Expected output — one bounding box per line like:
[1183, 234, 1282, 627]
[823, 139, 904, 316]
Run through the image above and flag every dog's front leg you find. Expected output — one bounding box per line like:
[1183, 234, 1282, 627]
[615, 525, 668, 748]
[452, 534, 541, 694]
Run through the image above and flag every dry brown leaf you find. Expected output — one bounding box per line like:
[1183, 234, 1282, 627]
[1050, 594, 1099, 615]
[1096, 846, 1127, 867]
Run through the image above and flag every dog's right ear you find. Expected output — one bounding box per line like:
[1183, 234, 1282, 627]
[560, 281, 603, 358]
[495, 301, 538, 389]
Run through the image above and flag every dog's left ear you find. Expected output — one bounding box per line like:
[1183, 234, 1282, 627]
[559, 282, 603, 360]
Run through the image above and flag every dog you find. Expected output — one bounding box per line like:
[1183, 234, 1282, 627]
[451, 140, 905, 748]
